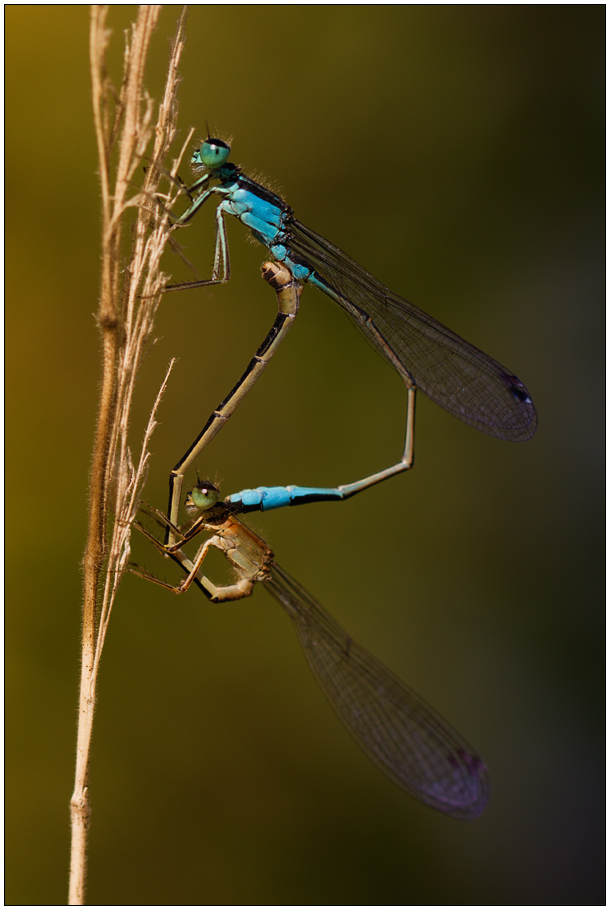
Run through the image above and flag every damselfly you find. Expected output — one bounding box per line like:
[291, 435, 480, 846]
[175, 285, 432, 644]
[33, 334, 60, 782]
[162, 137, 536, 535]
[133, 481, 490, 820]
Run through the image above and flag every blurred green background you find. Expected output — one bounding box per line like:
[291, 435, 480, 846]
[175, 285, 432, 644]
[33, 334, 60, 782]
[7, 5, 604, 905]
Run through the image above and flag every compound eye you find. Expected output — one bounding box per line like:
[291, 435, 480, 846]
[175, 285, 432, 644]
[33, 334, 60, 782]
[188, 481, 220, 511]
[200, 138, 231, 169]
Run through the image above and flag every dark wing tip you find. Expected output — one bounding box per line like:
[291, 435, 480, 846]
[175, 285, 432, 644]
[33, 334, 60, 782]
[501, 373, 537, 441]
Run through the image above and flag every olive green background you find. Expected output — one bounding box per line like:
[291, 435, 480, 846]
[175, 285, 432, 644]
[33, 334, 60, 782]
[7, 6, 604, 905]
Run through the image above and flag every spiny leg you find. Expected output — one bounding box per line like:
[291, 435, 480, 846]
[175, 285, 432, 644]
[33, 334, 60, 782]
[131, 513, 255, 602]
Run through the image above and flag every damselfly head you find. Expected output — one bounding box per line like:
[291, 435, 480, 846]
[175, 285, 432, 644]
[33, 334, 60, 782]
[186, 481, 220, 513]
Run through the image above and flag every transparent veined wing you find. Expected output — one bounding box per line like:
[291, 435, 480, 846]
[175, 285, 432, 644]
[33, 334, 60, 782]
[289, 218, 536, 441]
[266, 564, 489, 819]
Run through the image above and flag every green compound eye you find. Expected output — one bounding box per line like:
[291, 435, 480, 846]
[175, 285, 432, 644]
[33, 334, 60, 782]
[199, 138, 231, 169]
[189, 482, 220, 511]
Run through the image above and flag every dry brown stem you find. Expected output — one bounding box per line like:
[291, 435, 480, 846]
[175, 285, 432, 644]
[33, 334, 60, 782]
[70, 7, 189, 904]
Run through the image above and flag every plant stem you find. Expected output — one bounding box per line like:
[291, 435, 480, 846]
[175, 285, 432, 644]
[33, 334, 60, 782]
[69, 7, 188, 903]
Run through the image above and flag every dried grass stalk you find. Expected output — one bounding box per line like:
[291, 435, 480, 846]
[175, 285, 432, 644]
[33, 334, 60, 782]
[69, 7, 190, 903]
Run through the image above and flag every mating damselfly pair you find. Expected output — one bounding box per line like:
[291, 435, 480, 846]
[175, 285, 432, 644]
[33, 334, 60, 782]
[133, 133, 536, 819]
